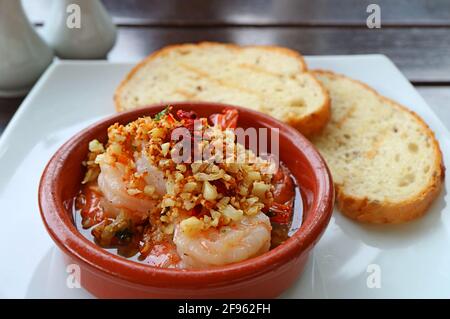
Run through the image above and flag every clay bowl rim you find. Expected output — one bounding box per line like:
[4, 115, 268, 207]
[39, 102, 334, 287]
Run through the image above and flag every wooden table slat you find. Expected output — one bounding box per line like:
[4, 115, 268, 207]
[106, 26, 450, 83]
[23, 0, 450, 27]
[0, 97, 24, 135]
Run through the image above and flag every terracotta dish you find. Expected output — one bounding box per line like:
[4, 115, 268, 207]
[39, 102, 334, 298]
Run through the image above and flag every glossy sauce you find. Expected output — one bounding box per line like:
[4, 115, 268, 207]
[73, 164, 303, 267]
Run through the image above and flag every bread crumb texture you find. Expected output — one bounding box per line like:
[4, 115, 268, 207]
[312, 70, 445, 224]
[115, 42, 330, 136]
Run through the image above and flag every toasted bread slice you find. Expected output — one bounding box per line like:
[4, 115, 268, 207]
[115, 42, 330, 136]
[311, 70, 445, 224]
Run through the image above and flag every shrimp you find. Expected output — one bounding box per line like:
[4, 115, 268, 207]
[134, 152, 166, 195]
[173, 213, 272, 268]
[97, 152, 166, 219]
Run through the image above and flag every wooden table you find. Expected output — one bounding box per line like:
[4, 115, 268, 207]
[2, 0, 449, 134]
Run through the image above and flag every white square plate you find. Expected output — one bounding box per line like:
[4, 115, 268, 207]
[0, 55, 449, 298]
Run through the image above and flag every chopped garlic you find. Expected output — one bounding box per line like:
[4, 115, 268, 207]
[222, 204, 243, 221]
[175, 172, 184, 182]
[127, 188, 142, 196]
[252, 181, 270, 200]
[246, 203, 264, 216]
[183, 182, 198, 192]
[159, 159, 171, 167]
[246, 171, 261, 182]
[166, 180, 179, 196]
[238, 185, 249, 196]
[191, 162, 204, 173]
[180, 217, 204, 236]
[202, 215, 212, 228]
[210, 210, 221, 227]
[225, 162, 239, 173]
[217, 197, 230, 210]
[94, 153, 105, 164]
[144, 185, 155, 196]
[246, 196, 260, 206]
[194, 169, 225, 181]
[162, 223, 174, 235]
[150, 127, 165, 139]
[161, 198, 176, 207]
[203, 181, 218, 201]
[81, 168, 99, 184]
[161, 142, 170, 156]
[88, 139, 105, 153]
[109, 143, 122, 155]
[112, 133, 126, 143]
[183, 200, 196, 211]
[180, 192, 191, 200]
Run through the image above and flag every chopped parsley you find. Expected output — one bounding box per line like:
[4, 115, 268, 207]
[154, 106, 170, 121]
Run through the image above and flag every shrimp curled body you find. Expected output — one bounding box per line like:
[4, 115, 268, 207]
[97, 154, 166, 219]
[174, 213, 272, 268]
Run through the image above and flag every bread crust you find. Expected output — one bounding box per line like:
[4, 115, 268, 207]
[115, 42, 308, 112]
[312, 69, 445, 224]
[286, 73, 331, 136]
[114, 42, 329, 136]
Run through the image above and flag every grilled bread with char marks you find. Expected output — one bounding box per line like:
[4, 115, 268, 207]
[115, 42, 330, 136]
[311, 70, 445, 224]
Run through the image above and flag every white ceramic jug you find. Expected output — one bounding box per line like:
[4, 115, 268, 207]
[0, 0, 54, 97]
[42, 0, 117, 59]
